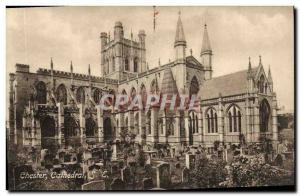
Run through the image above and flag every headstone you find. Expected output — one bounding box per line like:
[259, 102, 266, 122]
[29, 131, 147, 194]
[110, 178, 125, 190]
[143, 178, 154, 190]
[121, 166, 132, 184]
[156, 162, 171, 189]
[185, 153, 195, 169]
[82, 180, 105, 190]
[182, 167, 189, 184]
[112, 143, 117, 161]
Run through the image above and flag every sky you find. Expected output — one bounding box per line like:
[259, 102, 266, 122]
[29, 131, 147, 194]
[6, 6, 294, 111]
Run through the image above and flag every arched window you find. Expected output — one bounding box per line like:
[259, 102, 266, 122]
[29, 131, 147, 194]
[85, 117, 96, 137]
[56, 84, 67, 105]
[180, 113, 185, 137]
[134, 57, 138, 72]
[166, 118, 174, 136]
[196, 115, 199, 133]
[93, 88, 101, 104]
[135, 113, 139, 135]
[64, 116, 79, 137]
[259, 99, 270, 132]
[150, 80, 158, 94]
[258, 75, 265, 93]
[112, 56, 115, 72]
[189, 76, 199, 98]
[36, 81, 47, 104]
[125, 57, 129, 71]
[76, 87, 85, 104]
[206, 108, 218, 133]
[227, 105, 242, 132]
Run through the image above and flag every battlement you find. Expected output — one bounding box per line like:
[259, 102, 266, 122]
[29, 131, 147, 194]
[37, 68, 119, 84]
[16, 63, 30, 73]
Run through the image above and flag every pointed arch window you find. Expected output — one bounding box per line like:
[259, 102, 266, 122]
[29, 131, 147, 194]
[134, 57, 138, 72]
[56, 84, 67, 105]
[36, 81, 47, 104]
[259, 99, 270, 132]
[76, 87, 85, 104]
[135, 113, 139, 135]
[227, 105, 242, 132]
[125, 57, 129, 71]
[206, 108, 218, 133]
[112, 56, 115, 72]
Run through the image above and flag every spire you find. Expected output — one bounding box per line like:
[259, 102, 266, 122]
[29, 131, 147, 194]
[50, 57, 53, 70]
[88, 64, 91, 76]
[268, 65, 273, 83]
[259, 55, 262, 66]
[248, 56, 252, 70]
[174, 11, 186, 47]
[70, 61, 73, 73]
[201, 23, 212, 55]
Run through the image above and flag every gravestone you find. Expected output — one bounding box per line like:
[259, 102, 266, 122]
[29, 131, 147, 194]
[143, 178, 154, 190]
[185, 153, 195, 169]
[110, 178, 125, 190]
[156, 162, 171, 189]
[182, 167, 189, 184]
[82, 180, 105, 190]
[121, 166, 132, 184]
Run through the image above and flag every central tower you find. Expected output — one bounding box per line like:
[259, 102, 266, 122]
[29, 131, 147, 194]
[100, 22, 146, 80]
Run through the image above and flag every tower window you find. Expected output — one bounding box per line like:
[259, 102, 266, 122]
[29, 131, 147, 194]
[134, 57, 138, 72]
[125, 57, 129, 71]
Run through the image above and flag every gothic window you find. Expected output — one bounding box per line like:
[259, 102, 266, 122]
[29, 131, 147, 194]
[189, 76, 199, 98]
[36, 81, 47, 104]
[64, 116, 79, 137]
[227, 105, 242, 132]
[135, 113, 139, 135]
[189, 111, 198, 134]
[112, 56, 115, 72]
[264, 83, 268, 94]
[150, 80, 158, 94]
[41, 116, 56, 137]
[206, 108, 218, 133]
[76, 87, 85, 104]
[93, 88, 101, 104]
[125, 57, 129, 71]
[56, 84, 67, 105]
[166, 118, 174, 136]
[134, 57, 138, 72]
[85, 117, 96, 137]
[258, 75, 265, 93]
[259, 99, 270, 132]
[180, 113, 185, 137]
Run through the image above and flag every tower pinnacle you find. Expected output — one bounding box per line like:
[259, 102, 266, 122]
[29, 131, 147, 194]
[201, 23, 212, 55]
[174, 12, 186, 47]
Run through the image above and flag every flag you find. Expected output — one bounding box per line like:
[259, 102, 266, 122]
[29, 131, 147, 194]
[153, 6, 159, 31]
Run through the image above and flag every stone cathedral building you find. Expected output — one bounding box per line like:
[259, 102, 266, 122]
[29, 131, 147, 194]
[8, 14, 279, 153]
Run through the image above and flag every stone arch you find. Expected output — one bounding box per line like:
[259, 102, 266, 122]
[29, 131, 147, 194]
[56, 84, 67, 105]
[76, 87, 85, 104]
[36, 81, 47, 104]
[259, 99, 271, 132]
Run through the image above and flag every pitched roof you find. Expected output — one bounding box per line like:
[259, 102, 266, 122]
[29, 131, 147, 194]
[201, 67, 258, 100]
[201, 24, 212, 54]
[160, 66, 179, 95]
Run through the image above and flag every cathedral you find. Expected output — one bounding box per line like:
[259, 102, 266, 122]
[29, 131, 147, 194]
[8, 13, 279, 153]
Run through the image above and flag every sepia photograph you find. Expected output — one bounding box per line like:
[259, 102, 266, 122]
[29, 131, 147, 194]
[5, 6, 295, 191]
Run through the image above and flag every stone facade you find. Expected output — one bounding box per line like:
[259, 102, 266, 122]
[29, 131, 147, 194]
[8, 13, 279, 153]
